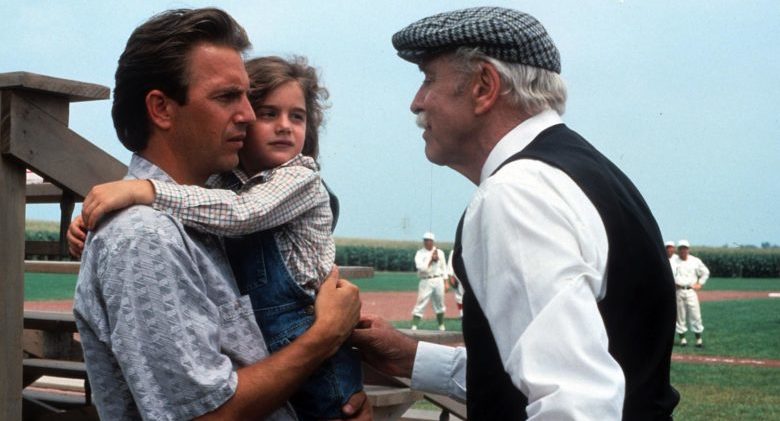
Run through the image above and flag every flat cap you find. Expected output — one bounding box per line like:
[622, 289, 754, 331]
[392, 7, 560, 73]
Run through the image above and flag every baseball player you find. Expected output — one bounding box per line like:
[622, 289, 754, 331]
[666, 240, 679, 269]
[447, 249, 464, 319]
[411, 232, 448, 330]
[673, 240, 710, 347]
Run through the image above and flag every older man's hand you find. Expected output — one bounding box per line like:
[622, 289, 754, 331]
[350, 314, 418, 378]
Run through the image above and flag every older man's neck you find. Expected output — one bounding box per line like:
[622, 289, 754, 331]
[453, 108, 532, 185]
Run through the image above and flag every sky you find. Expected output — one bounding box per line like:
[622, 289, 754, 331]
[2, 0, 778, 246]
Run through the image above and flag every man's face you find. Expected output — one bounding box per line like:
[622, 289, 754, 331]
[666, 245, 675, 258]
[170, 43, 255, 181]
[410, 55, 476, 167]
[423, 239, 434, 250]
[678, 247, 689, 260]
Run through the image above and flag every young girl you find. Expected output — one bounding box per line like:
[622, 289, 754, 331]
[73, 56, 361, 420]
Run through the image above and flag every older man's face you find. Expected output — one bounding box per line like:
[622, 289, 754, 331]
[411, 55, 476, 168]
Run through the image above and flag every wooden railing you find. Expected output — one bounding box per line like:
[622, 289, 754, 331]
[1, 71, 126, 421]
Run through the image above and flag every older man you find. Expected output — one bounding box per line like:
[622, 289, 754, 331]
[73, 9, 366, 420]
[353, 7, 679, 420]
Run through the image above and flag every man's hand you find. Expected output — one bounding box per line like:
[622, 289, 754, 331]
[310, 266, 361, 358]
[66, 215, 87, 259]
[350, 314, 418, 378]
[337, 390, 373, 420]
[431, 249, 439, 262]
[82, 180, 155, 230]
[693, 283, 702, 291]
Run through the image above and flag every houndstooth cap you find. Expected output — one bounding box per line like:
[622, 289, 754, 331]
[392, 7, 561, 74]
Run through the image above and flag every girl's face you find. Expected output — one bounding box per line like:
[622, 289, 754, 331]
[240, 80, 307, 175]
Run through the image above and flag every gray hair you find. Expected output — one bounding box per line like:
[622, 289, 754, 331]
[451, 47, 567, 115]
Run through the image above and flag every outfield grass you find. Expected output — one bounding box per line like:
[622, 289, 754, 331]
[705, 277, 780, 291]
[674, 299, 780, 360]
[24, 272, 78, 301]
[350, 271, 421, 292]
[671, 363, 780, 420]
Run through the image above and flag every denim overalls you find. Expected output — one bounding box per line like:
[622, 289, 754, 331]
[224, 227, 362, 420]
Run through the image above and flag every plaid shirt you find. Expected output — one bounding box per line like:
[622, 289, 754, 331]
[150, 155, 334, 294]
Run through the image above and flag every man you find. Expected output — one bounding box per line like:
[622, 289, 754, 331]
[353, 7, 679, 419]
[674, 239, 710, 347]
[73, 9, 368, 420]
[666, 240, 679, 267]
[666, 240, 677, 259]
[411, 232, 449, 330]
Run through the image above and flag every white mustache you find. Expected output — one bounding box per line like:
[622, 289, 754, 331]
[416, 112, 428, 129]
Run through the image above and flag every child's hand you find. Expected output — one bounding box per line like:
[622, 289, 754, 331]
[66, 215, 87, 259]
[82, 180, 155, 230]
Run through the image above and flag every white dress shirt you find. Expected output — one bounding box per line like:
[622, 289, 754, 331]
[411, 109, 625, 419]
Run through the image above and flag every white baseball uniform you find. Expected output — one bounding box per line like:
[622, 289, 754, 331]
[673, 254, 710, 334]
[412, 247, 448, 317]
[447, 249, 464, 305]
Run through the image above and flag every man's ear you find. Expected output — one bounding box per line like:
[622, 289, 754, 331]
[472, 62, 502, 115]
[145, 89, 175, 131]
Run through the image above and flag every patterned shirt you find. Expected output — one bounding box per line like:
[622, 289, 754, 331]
[150, 154, 334, 295]
[73, 154, 296, 421]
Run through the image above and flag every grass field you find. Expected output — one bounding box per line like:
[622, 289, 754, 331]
[674, 299, 780, 360]
[25, 269, 780, 418]
[671, 363, 780, 420]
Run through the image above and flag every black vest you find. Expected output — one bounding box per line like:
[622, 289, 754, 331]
[453, 124, 679, 420]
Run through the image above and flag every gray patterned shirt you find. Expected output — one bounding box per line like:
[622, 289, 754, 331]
[73, 155, 296, 421]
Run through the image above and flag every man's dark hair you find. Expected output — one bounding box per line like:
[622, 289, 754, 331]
[112, 8, 251, 152]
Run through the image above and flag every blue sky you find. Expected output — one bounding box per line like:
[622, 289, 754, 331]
[2, 0, 778, 246]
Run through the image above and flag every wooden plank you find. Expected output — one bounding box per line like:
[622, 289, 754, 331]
[23, 359, 87, 382]
[25, 183, 64, 204]
[4, 92, 127, 199]
[23, 311, 78, 333]
[0, 92, 26, 420]
[25, 242, 63, 257]
[0, 72, 108, 103]
[24, 261, 80, 274]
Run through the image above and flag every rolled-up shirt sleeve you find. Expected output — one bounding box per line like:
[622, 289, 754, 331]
[97, 220, 238, 420]
[411, 342, 467, 402]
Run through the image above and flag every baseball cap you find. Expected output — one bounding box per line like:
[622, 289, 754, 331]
[422, 232, 436, 241]
[677, 240, 691, 248]
[664, 241, 675, 247]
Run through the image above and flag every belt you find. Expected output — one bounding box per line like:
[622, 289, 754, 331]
[422, 275, 444, 279]
[676, 285, 693, 290]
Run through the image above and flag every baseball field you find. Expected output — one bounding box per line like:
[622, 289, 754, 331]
[24, 272, 780, 419]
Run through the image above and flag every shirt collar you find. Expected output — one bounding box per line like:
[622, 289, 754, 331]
[127, 154, 176, 183]
[479, 109, 563, 184]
